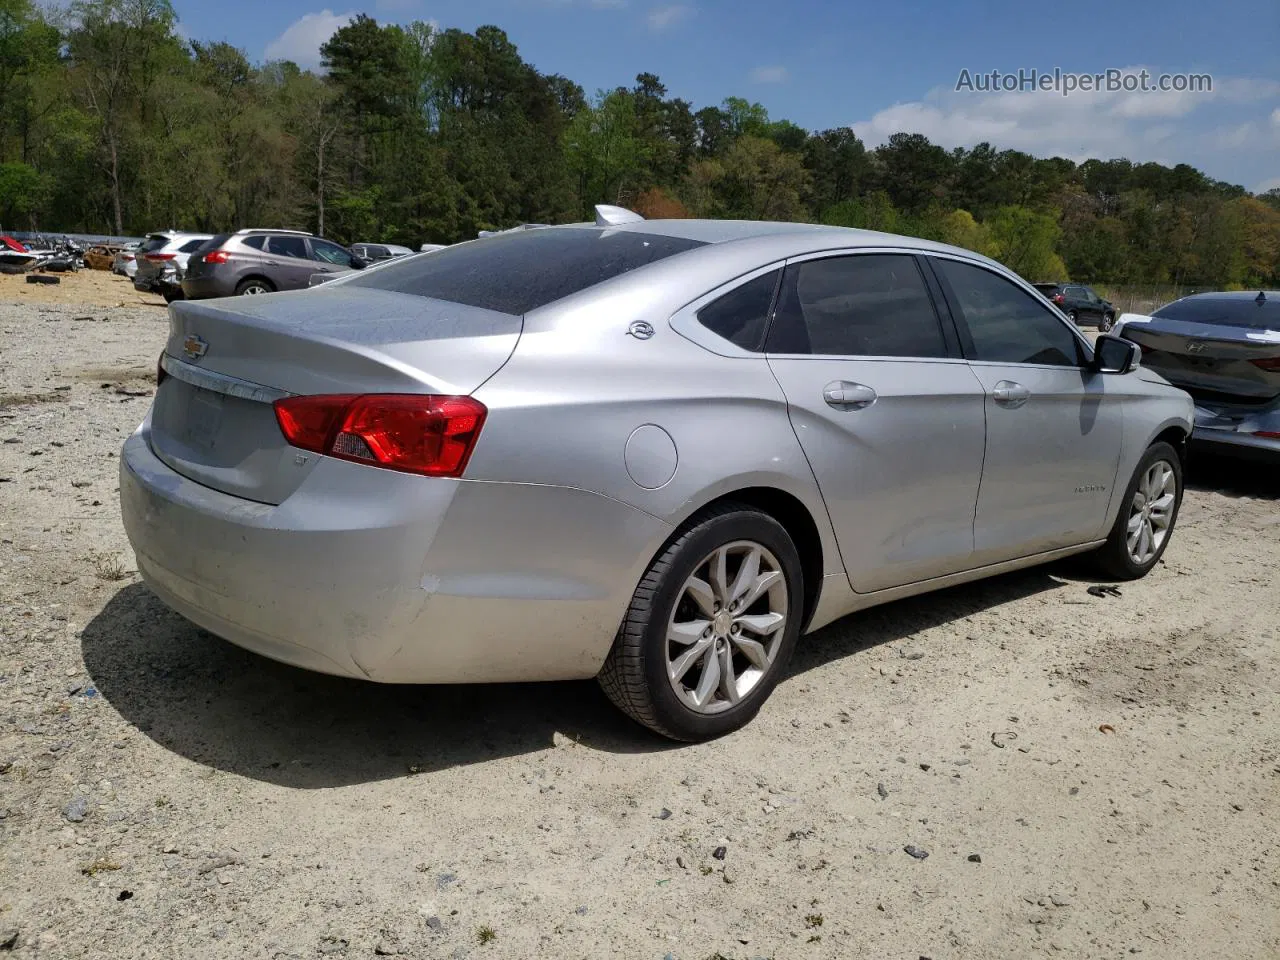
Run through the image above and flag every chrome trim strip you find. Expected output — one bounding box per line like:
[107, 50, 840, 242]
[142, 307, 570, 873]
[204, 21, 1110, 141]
[160, 354, 291, 404]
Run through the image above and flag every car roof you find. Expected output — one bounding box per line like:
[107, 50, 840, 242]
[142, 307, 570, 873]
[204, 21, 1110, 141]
[545, 218, 1009, 268]
[234, 228, 313, 237]
[1175, 290, 1279, 301]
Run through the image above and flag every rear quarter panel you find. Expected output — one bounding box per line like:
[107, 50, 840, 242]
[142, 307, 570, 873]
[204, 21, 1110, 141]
[465, 281, 844, 582]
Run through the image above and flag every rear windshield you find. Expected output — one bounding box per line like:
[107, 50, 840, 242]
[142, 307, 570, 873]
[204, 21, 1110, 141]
[140, 235, 169, 253]
[343, 227, 707, 315]
[1154, 296, 1279, 330]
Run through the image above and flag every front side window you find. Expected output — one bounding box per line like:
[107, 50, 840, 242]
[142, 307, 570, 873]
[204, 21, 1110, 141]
[695, 270, 780, 352]
[267, 236, 308, 259]
[933, 258, 1085, 367]
[765, 254, 949, 358]
[310, 239, 354, 266]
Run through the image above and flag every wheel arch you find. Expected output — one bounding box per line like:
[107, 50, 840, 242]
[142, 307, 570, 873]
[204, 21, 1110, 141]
[649, 485, 830, 633]
[235, 274, 276, 293]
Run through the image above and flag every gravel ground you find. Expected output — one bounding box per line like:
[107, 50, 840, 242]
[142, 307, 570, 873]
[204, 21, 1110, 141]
[1, 278, 1278, 959]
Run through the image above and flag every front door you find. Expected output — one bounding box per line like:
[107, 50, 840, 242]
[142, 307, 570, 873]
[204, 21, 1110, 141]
[764, 252, 987, 593]
[929, 257, 1125, 563]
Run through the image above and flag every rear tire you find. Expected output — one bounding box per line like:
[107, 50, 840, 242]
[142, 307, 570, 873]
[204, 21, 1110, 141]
[235, 278, 274, 296]
[1068, 309, 1079, 324]
[598, 503, 804, 742]
[1090, 441, 1182, 580]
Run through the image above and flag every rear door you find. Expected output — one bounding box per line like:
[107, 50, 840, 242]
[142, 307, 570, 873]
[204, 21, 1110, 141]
[264, 235, 314, 290]
[929, 256, 1125, 563]
[765, 251, 987, 593]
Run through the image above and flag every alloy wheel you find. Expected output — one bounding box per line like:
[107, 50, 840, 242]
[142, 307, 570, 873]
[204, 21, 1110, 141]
[1126, 459, 1175, 565]
[666, 541, 789, 714]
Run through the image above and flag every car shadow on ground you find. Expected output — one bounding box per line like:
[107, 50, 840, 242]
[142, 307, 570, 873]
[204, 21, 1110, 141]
[82, 568, 1068, 789]
[1186, 453, 1280, 501]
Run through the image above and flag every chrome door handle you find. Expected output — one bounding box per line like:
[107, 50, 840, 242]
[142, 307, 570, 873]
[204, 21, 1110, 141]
[823, 381, 877, 410]
[992, 380, 1031, 408]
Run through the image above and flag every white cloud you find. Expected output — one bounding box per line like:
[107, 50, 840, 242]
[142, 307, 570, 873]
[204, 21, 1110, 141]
[750, 65, 788, 84]
[1254, 177, 1280, 195]
[849, 68, 1280, 178]
[264, 10, 357, 70]
[648, 4, 692, 30]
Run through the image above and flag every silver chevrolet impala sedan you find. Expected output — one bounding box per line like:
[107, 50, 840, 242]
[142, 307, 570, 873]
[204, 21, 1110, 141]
[120, 208, 1194, 741]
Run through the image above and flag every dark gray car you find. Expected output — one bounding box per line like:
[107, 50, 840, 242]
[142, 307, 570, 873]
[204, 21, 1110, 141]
[182, 229, 365, 299]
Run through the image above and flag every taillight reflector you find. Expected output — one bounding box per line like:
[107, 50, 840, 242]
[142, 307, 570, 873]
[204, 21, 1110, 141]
[203, 250, 230, 264]
[144, 252, 176, 262]
[1256, 431, 1280, 439]
[273, 394, 487, 477]
[1053, 294, 1065, 304]
[1249, 357, 1280, 372]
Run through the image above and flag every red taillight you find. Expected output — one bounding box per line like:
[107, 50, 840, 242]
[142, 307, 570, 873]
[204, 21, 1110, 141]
[123, 255, 135, 262]
[273, 394, 487, 477]
[1250, 357, 1280, 371]
[144, 252, 176, 262]
[1256, 431, 1280, 439]
[1052, 294, 1065, 304]
[203, 250, 230, 264]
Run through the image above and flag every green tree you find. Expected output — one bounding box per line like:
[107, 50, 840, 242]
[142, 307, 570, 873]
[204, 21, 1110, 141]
[986, 205, 1067, 280]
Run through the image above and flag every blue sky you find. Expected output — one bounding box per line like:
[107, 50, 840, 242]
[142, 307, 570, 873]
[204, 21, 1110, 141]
[172, 0, 1280, 193]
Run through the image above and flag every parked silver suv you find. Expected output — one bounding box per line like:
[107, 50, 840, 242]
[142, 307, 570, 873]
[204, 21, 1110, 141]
[133, 232, 214, 302]
[182, 229, 367, 299]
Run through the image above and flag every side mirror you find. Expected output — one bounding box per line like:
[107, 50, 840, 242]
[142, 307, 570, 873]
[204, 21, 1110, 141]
[349, 256, 369, 270]
[1092, 334, 1140, 374]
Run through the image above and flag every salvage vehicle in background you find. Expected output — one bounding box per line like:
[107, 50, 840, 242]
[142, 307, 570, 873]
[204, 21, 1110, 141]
[182, 229, 367, 299]
[120, 208, 1193, 742]
[1116, 291, 1280, 461]
[113, 241, 142, 277]
[134, 232, 213, 302]
[1033, 282, 1117, 330]
[84, 244, 122, 270]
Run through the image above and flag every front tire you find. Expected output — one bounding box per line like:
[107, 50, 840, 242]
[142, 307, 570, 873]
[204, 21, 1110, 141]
[1090, 441, 1182, 580]
[1068, 309, 1079, 324]
[599, 503, 804, 742]
[1099, 312, 1115, 332]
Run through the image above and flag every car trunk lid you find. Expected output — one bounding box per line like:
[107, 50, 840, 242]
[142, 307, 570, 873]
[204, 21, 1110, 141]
[148, 288, 521, 504]
[1120, 315, 1280, 404]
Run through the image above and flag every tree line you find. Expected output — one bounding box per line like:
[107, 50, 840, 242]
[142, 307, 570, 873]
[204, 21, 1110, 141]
[2, 0, 1278, 288]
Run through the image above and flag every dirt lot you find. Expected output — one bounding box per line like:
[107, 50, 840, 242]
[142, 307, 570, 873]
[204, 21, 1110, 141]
[1, 272, 1277, 959]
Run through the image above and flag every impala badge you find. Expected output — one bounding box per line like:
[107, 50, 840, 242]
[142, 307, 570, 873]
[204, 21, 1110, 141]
[627, 321, 655, 340]
[183, 335, 208, 361]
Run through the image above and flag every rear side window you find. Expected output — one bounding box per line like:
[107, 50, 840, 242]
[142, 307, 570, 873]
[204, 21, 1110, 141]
[267, 236, 308, 259]
[766, 254, 949, 358]
[1154, 296, 1279, 330]
[696, 270, 780, 352]
[139, 235, 168, 253]
[242, 235, 266, 251]
[178, 238, 208, 253]
[934, 258, 1085, 366]
[343, 227, 707, 315]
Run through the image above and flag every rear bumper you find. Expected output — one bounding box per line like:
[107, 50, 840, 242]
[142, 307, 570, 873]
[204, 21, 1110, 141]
[1191, 428, 1280, 461]
[1191, 402, 1280, 460]
[120, 421, 671, 683]
[181, 275, 237, 300]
